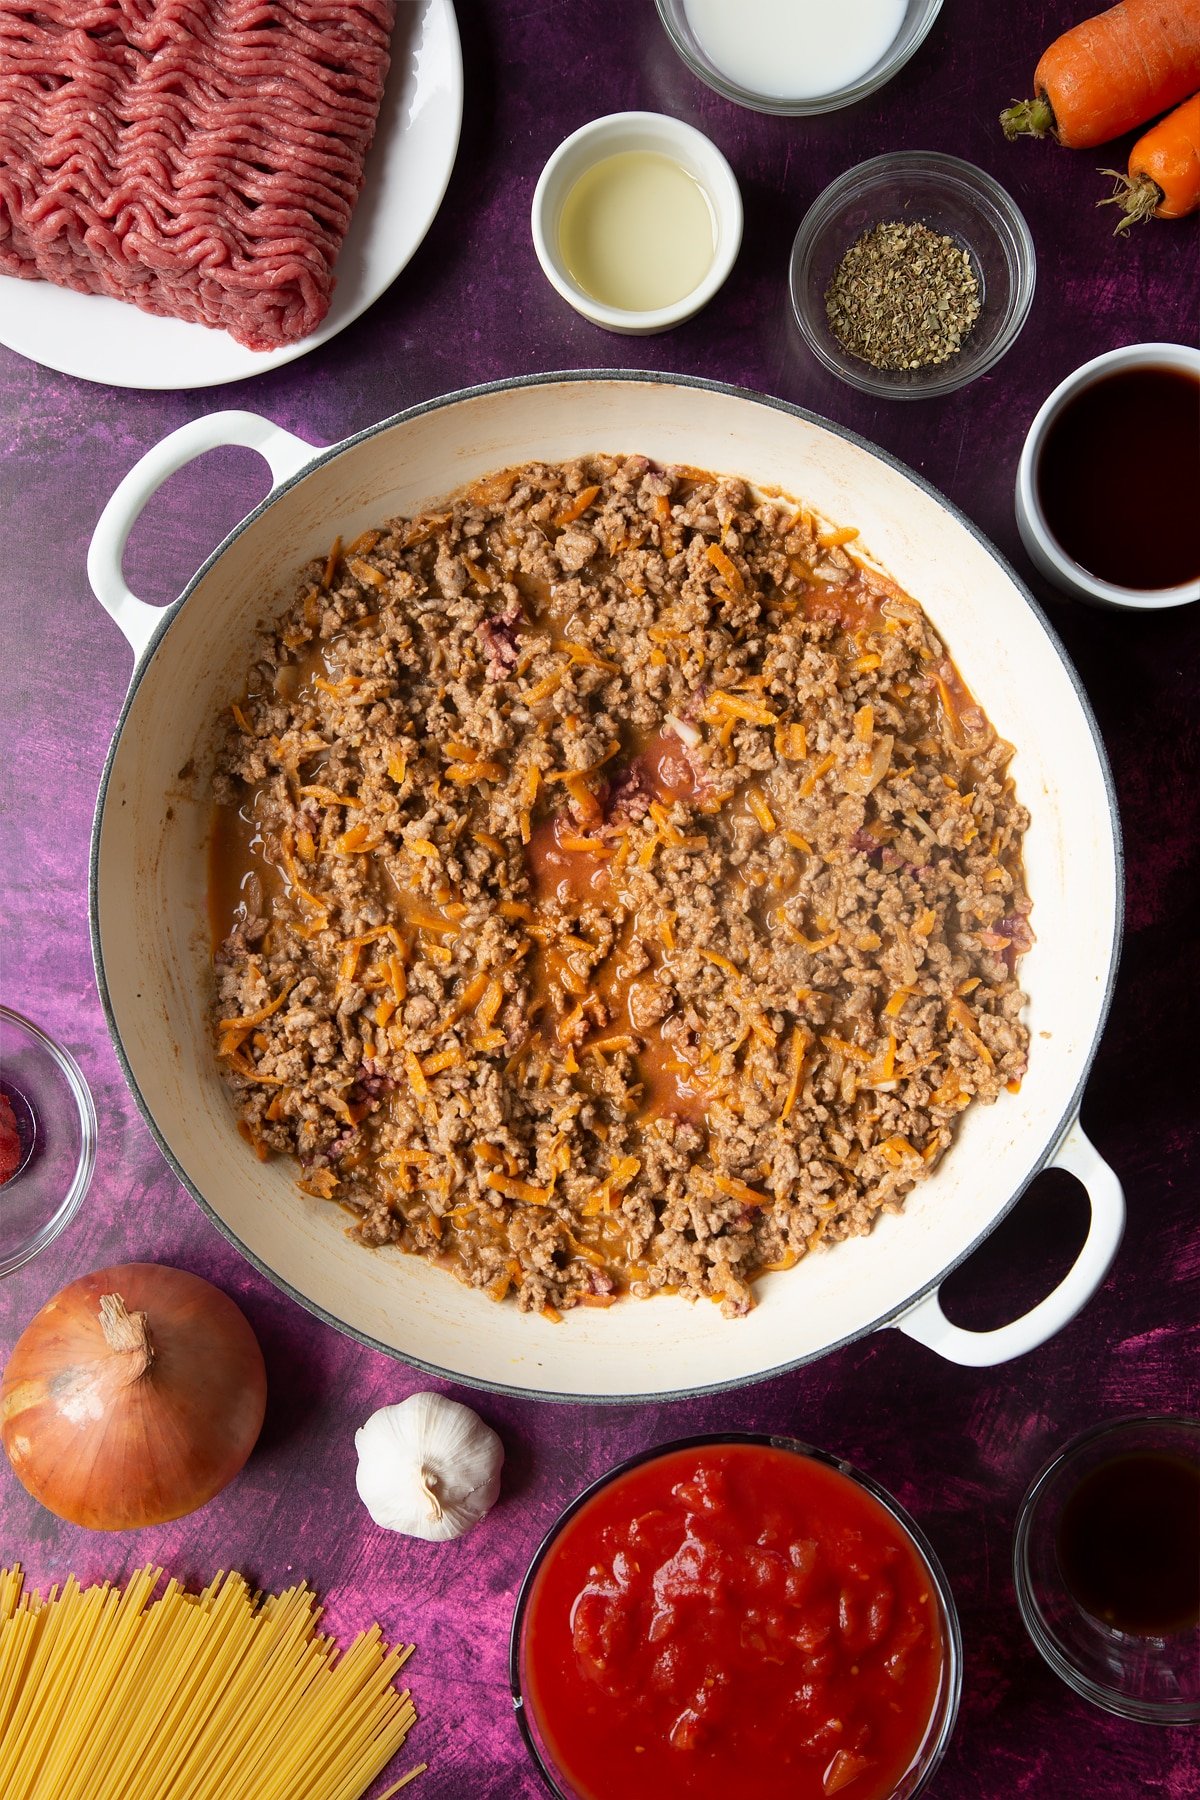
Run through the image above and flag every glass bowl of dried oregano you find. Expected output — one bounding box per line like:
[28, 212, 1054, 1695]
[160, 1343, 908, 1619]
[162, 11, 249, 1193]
[790, 151, 1036, 400]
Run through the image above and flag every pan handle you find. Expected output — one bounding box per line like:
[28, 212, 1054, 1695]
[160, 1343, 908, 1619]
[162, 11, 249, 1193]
[87, 411, 318, 662]
[893, 1119, 1124, 1367]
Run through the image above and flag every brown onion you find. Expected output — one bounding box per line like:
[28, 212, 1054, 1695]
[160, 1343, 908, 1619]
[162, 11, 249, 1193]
[0, 1262, 267, 1530]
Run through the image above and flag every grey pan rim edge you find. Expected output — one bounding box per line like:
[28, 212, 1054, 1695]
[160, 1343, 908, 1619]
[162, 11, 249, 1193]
[87, 368, 1126, 1406]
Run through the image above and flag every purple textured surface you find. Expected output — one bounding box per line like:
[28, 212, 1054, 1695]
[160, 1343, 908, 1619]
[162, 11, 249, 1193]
[1, 2, 1197, 1795]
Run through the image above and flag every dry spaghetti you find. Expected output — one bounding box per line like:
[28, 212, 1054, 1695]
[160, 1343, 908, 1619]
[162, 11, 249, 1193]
[0, 1565, 424, 1800]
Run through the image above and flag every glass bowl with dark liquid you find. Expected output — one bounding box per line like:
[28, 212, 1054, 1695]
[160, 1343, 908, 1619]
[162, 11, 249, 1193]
[1013, 1415, 1200, 1723]
[0, 1006, 97, 1275]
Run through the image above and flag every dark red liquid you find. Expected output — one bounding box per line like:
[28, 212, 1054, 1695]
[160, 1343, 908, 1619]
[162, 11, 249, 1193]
[520, 1443, 946, 1800]
[1035, 366, 1200, 591]
[1056, 1450, 1200, 1635]
[0, 1082, 36, 1185]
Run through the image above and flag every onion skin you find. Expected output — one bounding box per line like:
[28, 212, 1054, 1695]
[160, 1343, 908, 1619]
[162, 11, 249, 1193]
[0, 1263, 267, 1531]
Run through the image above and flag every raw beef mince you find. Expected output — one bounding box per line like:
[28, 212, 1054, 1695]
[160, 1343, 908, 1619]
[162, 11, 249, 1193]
[0, 0, 395, 350]
[209, 458, 1032, 1318]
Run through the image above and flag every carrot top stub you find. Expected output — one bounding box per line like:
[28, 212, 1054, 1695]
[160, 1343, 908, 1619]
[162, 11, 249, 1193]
[1100, 91, 1200, 228]
[1002, 0, 1200, 147]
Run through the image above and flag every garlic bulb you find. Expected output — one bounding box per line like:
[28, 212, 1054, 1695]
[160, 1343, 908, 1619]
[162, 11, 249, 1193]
[354, 1392, 503, 1542]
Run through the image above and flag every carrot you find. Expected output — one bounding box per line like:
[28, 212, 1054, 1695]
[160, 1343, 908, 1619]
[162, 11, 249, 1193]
[1099, 91, 1200, 226]
[1001, 0, 1200, 147]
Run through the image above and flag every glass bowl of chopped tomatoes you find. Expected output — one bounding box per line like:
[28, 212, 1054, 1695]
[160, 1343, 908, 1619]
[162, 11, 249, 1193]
[790, 151, 1036, 400]
[511, 1433, 961, 1800]
[0, 1006, 96, 1275]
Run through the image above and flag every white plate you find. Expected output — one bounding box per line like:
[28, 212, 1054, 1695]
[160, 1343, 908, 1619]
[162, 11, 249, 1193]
[0, 0, 462, 390]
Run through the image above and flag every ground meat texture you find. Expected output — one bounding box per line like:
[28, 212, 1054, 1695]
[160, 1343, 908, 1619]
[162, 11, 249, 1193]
[209, 458, 1031, 1319]
[0, 1, 395, 350]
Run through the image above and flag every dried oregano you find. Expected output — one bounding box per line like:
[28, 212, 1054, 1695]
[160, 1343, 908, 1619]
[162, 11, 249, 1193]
[825, 220, 981, 372]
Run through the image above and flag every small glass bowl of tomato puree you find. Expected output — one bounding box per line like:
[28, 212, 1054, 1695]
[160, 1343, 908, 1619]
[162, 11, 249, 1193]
[511, 1434, 961, 1800]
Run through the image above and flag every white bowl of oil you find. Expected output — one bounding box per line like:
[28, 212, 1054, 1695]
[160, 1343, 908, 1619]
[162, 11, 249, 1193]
[531, 111, 742, 334]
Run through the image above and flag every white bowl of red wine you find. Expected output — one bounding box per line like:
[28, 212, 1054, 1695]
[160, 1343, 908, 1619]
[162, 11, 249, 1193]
[1016, 342, 1199, 610]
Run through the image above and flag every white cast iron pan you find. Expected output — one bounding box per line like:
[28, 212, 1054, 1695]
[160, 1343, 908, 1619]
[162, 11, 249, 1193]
[88, 374, 1125, 1401]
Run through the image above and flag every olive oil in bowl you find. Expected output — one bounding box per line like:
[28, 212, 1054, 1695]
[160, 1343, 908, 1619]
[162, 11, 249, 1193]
[557, 152, 717, 313]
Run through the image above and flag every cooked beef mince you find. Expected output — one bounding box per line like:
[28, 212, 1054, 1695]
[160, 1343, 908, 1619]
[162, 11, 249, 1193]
[209, 457, 1031, 1319]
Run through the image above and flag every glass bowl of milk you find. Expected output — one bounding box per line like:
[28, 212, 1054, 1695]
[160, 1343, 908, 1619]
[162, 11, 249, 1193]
[655, 0, 941, 114]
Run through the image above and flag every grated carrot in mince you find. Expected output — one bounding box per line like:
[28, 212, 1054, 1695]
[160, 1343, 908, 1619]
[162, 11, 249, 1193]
[947, 1000, 995, 1068]
[447, 759, 504, 784]
[788, 926, 839, 952]
[434, 972, 489, 1034]
[347, 556, 386, 590]
[783, 829, 813, 854]
[345, 528, 382, 556]
[747, 790, 776, 833]
[298, 1168, 339, 1199]
[476, 979, 504, 1029]
[851, 653, 883, 672]
[564, 643, 619, 673]
[524, 668, 565, 704]
[546, 742, 621, 783]
[707, 691, 778, 727]
[408, 838, 439, 859]
[313, 674, 365, 697]
[822, 1034, 873, 1063]
[702, 950, 740, 978]
[880, 1136, 922, 1167]
[883, 986, 917, 1017]
[714, 1173, 773, 1208]
[421, 1047, 464, 1076]
[705, 543, 744, 595]
[780, 1026, 810, 1121]
[799, 752, 836, 797]
[404, 1052, 429, 1100]
[230, 702, 251, 733]
[552, 484, 600, 525]
[218, 983, 294, 1032]
[854, 705, 874, 743]
[874, 1033, 898, 1084]
[336, 942, 362, 993]
[558, 830, 611, 855]
[462, 556, 494, 590]
[321, 534, 342, 587]
[485, 1172, 553, 1205]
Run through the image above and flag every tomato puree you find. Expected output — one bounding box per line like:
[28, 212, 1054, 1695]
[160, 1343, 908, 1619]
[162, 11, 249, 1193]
[519, 1441, 947, 1800]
